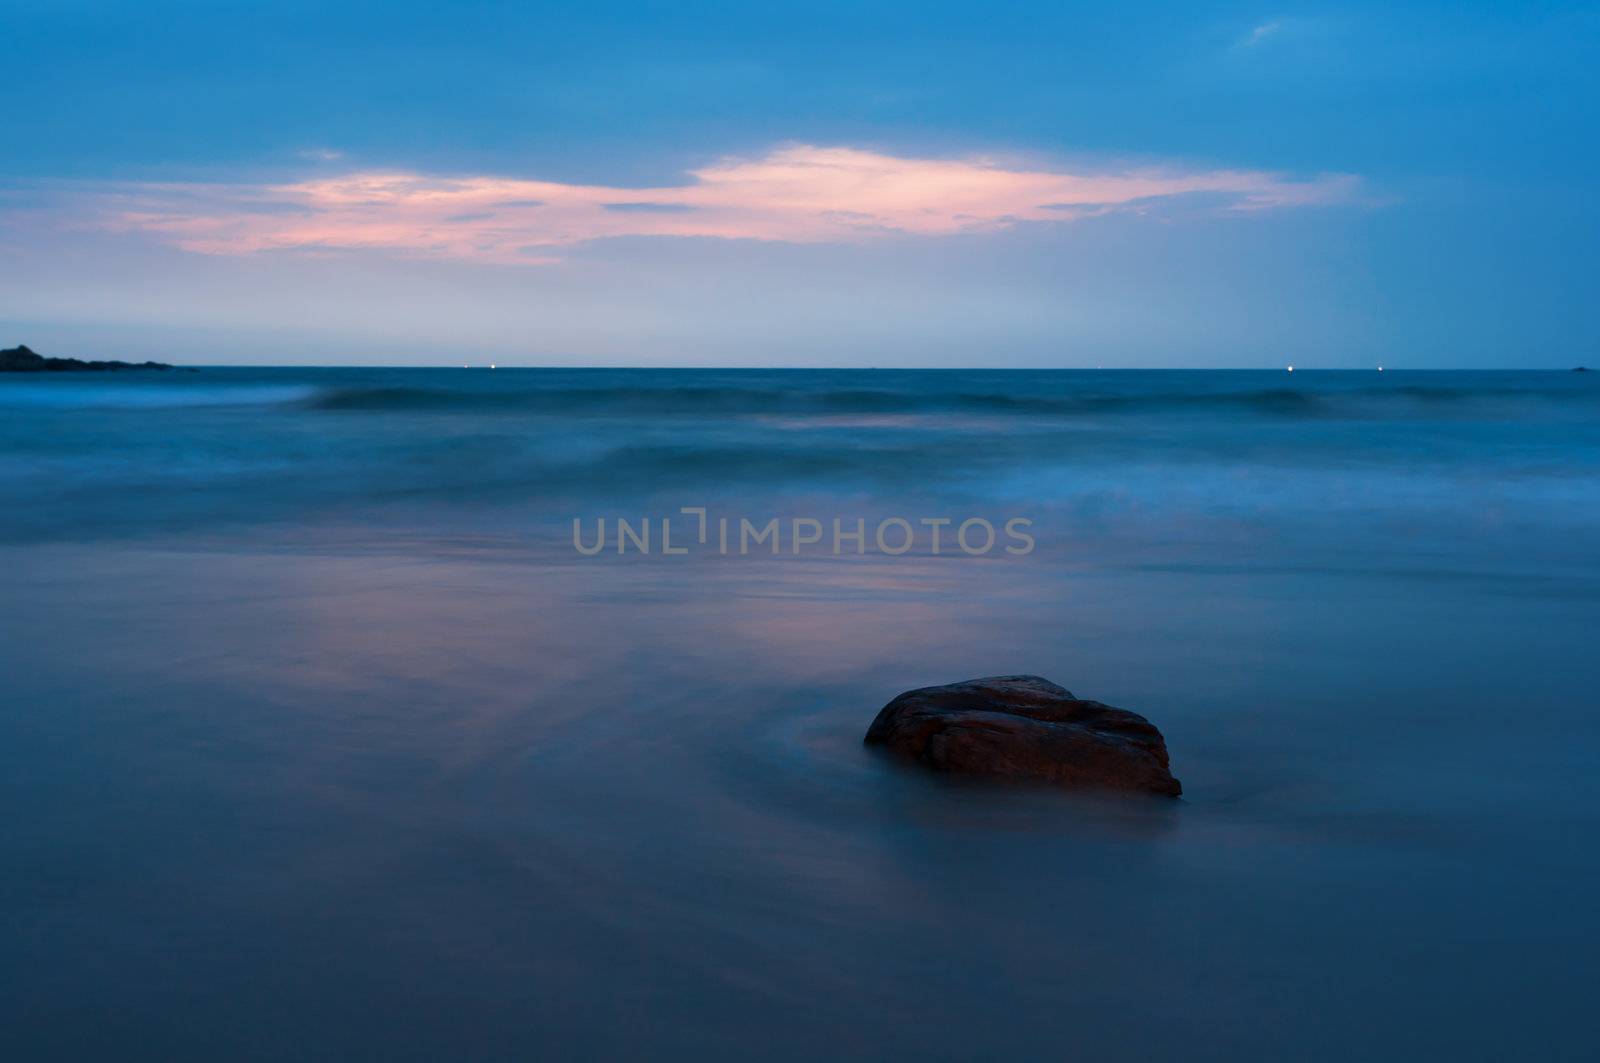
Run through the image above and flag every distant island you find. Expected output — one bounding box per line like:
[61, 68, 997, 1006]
[1, 344, 175, 372]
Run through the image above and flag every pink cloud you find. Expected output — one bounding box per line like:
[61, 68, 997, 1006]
[72, 145, 1360, 263]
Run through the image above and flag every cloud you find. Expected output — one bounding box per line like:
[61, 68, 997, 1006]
[58, 144, 1360, 264]
[1241, 21, 1280, 46]
[1239, 20, 1283, 48]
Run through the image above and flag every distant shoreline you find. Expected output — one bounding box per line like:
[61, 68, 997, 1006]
[1, 344, 176, 373]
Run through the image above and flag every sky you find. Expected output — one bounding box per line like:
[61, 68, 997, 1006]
[1, 0, 1596, 367]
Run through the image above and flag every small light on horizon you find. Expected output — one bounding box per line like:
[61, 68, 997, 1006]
[1287, 365, 1295, 373]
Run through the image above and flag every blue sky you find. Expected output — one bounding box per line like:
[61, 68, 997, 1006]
[2, 1, 1596, 366]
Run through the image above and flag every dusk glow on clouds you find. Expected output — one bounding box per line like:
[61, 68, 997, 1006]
[5, 2, 1594, 366]
[68, 145, 1360, 264]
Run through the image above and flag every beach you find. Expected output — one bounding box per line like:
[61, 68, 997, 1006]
[4, 368, 1599, 1058]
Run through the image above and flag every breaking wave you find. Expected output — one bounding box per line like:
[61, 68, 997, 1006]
[297, 377, 1598, 420]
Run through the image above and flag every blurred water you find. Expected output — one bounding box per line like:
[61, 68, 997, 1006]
[2, 368, 1598, 1059]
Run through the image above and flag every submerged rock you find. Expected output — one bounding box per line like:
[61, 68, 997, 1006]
[864, 675, 1181, 796]
[1, 344, 173, 372]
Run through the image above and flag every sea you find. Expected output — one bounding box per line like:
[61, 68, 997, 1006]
[3, 367, 1598, 1059]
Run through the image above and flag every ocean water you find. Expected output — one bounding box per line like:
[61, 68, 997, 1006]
[3, 368, 1598, 1059]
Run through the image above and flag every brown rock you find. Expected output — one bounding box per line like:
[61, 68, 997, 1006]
[864, 675, 1181, 796]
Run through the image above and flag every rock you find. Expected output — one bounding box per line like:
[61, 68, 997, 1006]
[864, 675, 1181, 796]
[1575, 366, 1591, 373]
[1, 344, 174, 372]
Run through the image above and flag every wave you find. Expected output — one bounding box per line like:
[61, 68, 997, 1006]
[7, 372, 1592, 421]
[300, 380, 1594, 419]
[0, 383, 322, 410]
